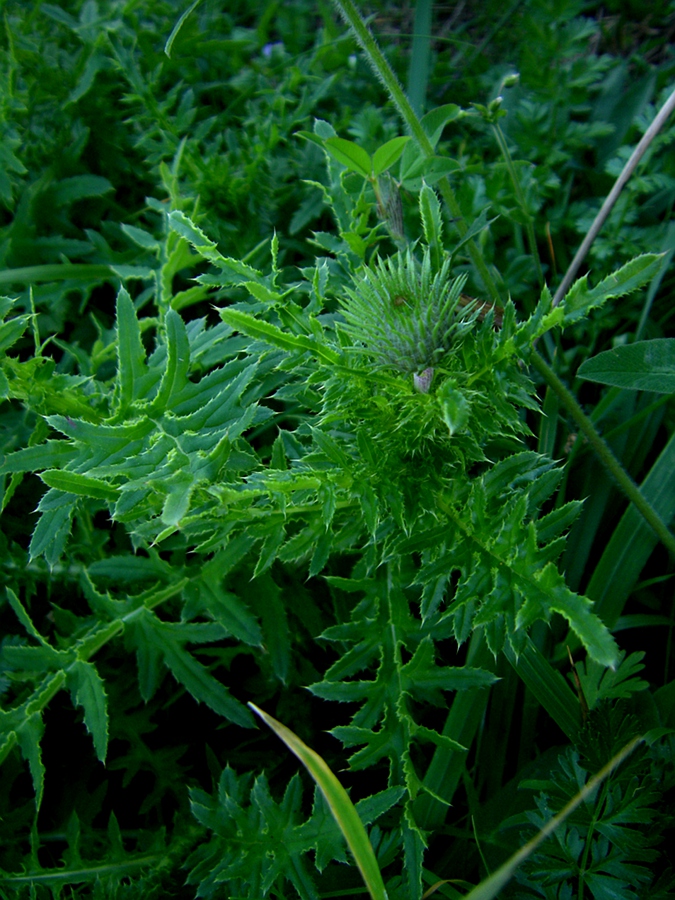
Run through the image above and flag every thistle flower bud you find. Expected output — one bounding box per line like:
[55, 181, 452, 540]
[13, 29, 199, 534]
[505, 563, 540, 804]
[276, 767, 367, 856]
[340, 248, 480, 377]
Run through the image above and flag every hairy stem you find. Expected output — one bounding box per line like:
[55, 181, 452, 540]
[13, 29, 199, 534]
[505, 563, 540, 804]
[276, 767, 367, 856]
[531, 350, 675, 560]
[331, 0, 502, 304]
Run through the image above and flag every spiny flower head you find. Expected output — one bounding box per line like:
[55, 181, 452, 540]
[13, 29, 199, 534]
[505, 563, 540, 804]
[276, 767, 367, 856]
[339, 247, 480, 376]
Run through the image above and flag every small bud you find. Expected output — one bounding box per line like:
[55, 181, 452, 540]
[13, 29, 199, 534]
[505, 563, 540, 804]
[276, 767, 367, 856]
[414, 367, 434, 393]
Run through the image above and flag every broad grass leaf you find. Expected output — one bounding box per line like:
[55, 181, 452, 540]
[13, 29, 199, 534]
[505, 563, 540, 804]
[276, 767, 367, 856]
[586, 428, 675, 628]
[165, 0, 204, 57]
[578, 339, 675, 393]
[505, 640, 581, 741]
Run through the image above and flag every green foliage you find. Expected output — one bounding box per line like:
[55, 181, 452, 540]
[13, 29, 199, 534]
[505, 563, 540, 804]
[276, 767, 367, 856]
[511, 738, 669, 900]
[0, 0, 674, 898]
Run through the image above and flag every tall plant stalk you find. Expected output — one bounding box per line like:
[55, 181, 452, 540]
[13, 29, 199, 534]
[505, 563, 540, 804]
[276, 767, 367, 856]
[331, 0, 502, 304]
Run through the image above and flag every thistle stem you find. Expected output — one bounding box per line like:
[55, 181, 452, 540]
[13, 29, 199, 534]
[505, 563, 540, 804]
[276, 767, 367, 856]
[531, 350, 675, 560]
[332, 0, 502, 305]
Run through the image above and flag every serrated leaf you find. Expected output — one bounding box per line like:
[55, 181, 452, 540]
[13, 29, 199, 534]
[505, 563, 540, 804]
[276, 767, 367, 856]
[138, 612, 255, 728]
[578, 338, 675, 393]
[563, 254, 663, 323]
[0, 440, 78, 474]
[250, 574, 291, 684]
[163, 640, 255, 726]
[419, 182, 443, 265]
[1, 644, 66, 671]
[16, 712, 46, 809]
[67, 660, 109, 762]
[29, 493, 76, 564]
[150, 309, 191, 411]
[220, 307, 340, 364]
[115, 287, 147, 412]
[168, 210, 226, 266]
[160, 472, 194, 525]
[38, 469, 120, 501]
[536, 564, 618, 667]
[254, 524, 286, 576]
[0, 315, 29, 353]
[6, 587, 48, 644]
[51, 175, 113, 205]
[438, 383, 470, 435]
[169, 210, 262, 280]
[121, 223, 161, 250]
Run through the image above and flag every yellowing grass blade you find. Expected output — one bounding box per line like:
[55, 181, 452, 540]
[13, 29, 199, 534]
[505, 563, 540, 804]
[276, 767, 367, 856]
[248, 702, 388, 900]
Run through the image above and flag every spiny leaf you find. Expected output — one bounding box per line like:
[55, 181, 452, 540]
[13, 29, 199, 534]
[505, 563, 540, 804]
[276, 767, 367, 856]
[38, 469, 120, 501]
[220, 307, 340, 365]
[67, 660, 109, 763]
[115, 287, 147, 412]
[563, 254, 663, 324]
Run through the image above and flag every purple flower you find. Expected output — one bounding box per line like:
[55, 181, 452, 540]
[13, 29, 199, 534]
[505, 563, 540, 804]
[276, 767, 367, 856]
[262, 42, 284, 58]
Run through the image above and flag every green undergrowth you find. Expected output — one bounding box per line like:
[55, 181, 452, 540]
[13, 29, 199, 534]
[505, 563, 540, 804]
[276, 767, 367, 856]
[1, 0, 674, 898]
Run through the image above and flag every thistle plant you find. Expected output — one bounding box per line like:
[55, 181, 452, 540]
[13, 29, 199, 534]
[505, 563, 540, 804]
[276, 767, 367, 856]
[0, 1, 674, 898]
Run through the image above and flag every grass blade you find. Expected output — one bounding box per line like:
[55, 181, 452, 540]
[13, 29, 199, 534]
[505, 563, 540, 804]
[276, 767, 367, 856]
[460, 737, 642, 900]
[249, 702, 389, 900]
